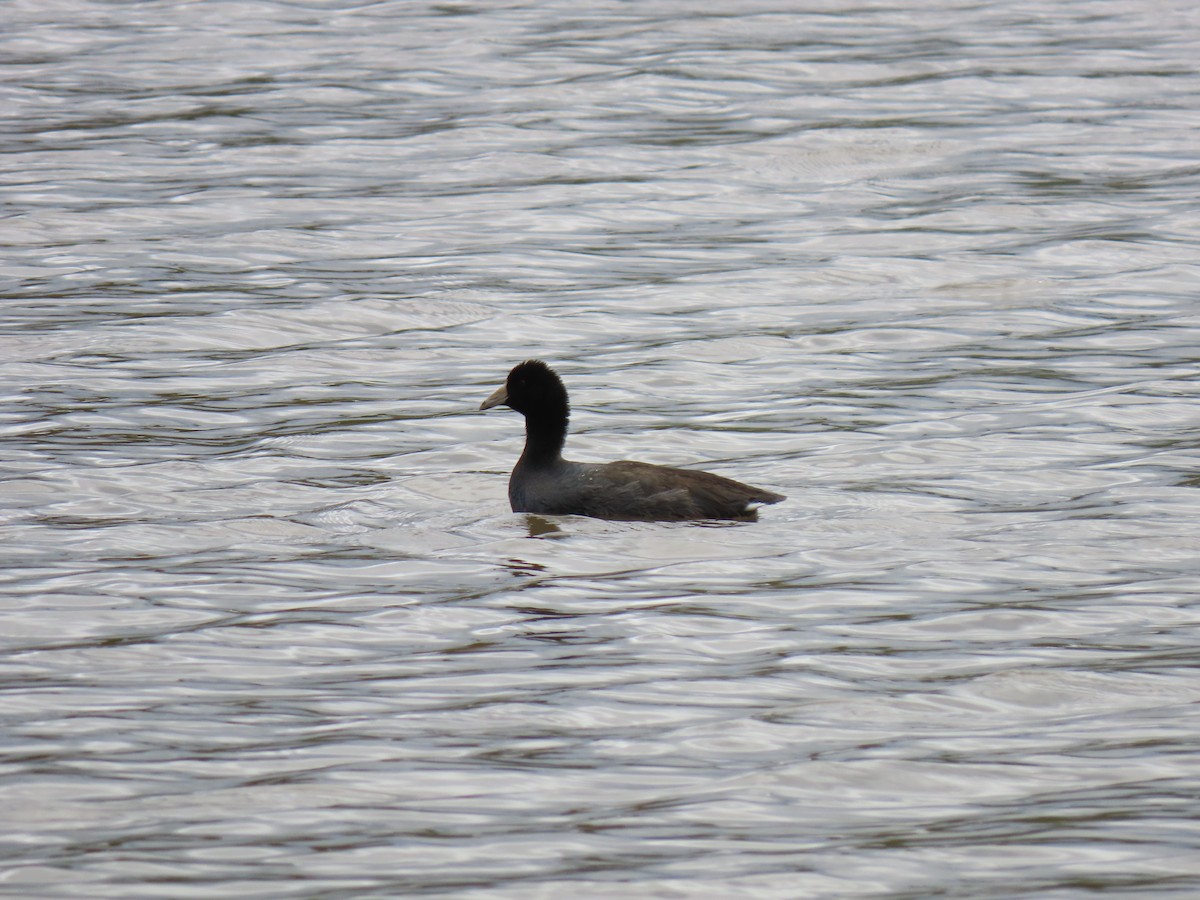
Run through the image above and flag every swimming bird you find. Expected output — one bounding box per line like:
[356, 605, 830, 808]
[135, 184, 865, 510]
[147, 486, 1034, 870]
[480, 360, 785, 521]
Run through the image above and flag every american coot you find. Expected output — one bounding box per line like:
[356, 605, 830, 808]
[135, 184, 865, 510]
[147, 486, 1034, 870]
[480, 360, 785, 521]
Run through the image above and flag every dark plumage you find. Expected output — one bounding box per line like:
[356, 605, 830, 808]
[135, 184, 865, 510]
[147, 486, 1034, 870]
[480, 360, 785, 521]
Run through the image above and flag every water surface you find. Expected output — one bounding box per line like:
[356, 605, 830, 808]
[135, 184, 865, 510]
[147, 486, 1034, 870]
[3, 1, 1200, 897]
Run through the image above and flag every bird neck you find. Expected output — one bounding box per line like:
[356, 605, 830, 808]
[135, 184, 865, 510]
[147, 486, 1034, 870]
[520, 408, 568, 466]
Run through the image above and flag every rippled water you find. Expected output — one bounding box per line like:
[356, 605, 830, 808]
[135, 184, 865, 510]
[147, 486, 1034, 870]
[3, 0, 1200, 897]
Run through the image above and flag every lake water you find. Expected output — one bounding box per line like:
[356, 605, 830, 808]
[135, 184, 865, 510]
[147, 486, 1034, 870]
[3, 0, 1200, 897]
